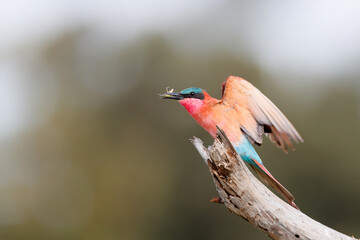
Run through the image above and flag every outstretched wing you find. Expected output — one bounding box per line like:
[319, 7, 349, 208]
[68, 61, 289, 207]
[221, 76, 303, 152]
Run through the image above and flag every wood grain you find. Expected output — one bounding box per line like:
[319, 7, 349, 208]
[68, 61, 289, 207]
[190, 127, 354, 240]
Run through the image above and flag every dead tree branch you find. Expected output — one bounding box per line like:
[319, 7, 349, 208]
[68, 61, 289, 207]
[190, 127, 354, 240]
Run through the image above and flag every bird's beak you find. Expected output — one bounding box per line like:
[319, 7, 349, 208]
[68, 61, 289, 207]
[160, 92, 184, 100]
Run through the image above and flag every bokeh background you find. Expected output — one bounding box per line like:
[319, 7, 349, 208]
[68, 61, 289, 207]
[1, 0, 360, 239]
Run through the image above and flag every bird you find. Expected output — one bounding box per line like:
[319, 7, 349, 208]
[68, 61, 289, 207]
[160, 76, 303, 209]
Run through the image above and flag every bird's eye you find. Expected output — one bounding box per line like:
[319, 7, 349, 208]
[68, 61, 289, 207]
[190, 92, 195, 97]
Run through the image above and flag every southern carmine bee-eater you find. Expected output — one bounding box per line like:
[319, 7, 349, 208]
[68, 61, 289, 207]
[160, 76, 303, 209]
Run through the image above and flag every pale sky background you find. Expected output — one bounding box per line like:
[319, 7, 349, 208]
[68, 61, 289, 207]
[0, 0, 360, 138]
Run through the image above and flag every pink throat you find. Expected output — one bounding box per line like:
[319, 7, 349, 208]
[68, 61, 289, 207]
[179, 98, 204, 115]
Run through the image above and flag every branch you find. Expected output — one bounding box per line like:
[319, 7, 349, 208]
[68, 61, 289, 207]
[190, 127, 355, 240]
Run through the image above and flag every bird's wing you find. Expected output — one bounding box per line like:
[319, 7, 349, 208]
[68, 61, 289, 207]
[221, 76, 303, 152]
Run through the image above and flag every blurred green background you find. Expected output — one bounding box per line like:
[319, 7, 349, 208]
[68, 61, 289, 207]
[0, 1, 360, 239]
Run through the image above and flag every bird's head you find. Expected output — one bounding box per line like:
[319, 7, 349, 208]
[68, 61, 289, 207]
[160, 87, 207, 114]
[160, 87, 204, 100]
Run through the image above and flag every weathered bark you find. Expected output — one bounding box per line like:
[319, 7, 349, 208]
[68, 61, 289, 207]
[190, 127, 354, 240]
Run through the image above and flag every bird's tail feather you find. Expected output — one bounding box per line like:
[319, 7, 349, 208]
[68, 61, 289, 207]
[250, 158, 299, 210]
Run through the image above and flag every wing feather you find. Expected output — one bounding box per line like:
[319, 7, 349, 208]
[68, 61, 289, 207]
[222, 76, 303, 152]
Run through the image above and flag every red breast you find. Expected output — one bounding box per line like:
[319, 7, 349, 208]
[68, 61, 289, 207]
[179, 91, 220, 137]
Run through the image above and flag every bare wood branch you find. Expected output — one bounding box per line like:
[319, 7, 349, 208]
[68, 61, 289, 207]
[190, 127, 355, 240]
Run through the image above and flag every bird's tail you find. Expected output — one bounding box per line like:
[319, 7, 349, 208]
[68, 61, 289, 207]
[250, 158, 299, 210]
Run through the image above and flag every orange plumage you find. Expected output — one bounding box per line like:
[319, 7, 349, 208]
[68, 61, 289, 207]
[161, 76, 303, 209]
